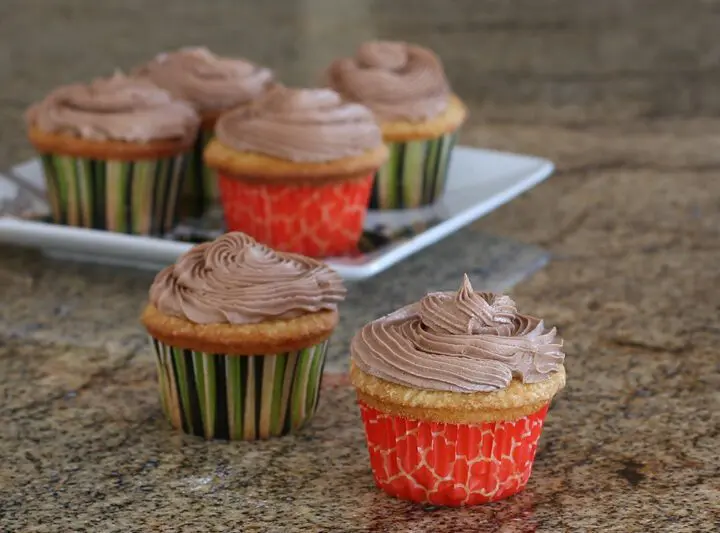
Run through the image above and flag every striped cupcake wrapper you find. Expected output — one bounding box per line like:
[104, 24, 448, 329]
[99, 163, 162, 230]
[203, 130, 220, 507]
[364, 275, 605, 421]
[182, 128, 219, 217]
[370, 132, 458, 210]
[150, 337, 329, 440]
[40, 154, 187, 235]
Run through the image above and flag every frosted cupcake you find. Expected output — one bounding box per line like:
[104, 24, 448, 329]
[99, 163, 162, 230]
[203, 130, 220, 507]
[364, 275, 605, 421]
[141, 232, 346, 440]
[204, 86, 388, 258]
[133, 47, 276, 216]
[25, 73, 199, 235]
[351, 275, 565, 506]
[326, 41, 467, 209]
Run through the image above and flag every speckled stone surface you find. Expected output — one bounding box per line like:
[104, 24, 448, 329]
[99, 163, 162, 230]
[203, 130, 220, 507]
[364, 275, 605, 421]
[2, 1, 720, 531]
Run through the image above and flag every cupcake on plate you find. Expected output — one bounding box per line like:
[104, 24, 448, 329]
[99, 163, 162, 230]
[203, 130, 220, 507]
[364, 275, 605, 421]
[326, 41, 467, 210]
[204, 85, 388, 258]
[25, 72, 199, 235]
[351, 275, 565, 506]
[133, 47, 276, 216]
[141, 231, 346, 440]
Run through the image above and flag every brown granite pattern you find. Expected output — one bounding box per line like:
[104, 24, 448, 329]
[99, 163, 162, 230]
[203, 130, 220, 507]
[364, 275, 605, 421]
[2, 0, 720, 531]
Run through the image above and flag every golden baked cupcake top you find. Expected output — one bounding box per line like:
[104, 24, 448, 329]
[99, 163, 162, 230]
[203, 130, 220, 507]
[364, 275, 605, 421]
[326, 41, 452, 123]
[132, 47, 275, 113]
[352, 274, 565, 393]
[25, 72, 199, 143]
[213, 85, 383, 163]
[143, 232, 346, 354]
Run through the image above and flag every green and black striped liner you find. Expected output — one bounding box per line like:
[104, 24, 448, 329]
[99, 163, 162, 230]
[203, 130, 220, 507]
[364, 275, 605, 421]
[370, 132, 457, 210]
[151, 338, 329, 440]
[40, 153, 187, 236]
[181, 128, 219, 217]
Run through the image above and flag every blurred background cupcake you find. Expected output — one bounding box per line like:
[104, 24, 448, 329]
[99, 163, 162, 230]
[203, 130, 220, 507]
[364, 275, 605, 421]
[350, 275, 565, 506]
[141, 232, 346, 441]
[326, 41, 467, 210]
[204, 85, 388, 258]
[25, 72, 199, 236]
[132, 47, 276, 217]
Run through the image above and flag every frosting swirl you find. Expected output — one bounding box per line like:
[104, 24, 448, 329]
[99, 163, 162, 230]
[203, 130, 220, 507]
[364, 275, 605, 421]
[132, 47, 275, 112]
[214, 86, 382, 162]
[149, 232, 346, 324]
[326, 41, 451, 122]
[351, 275, 565, 392]
[25, 72, 199, 143]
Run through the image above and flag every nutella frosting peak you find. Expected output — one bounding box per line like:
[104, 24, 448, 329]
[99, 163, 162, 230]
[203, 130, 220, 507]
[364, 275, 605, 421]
[132, 47, 275, 112]
[149, 232, 346, 325]
[25, 72, 199, 142]
[214, 85, 382, 162]
[351, 275, 565, 392]
[326, 41, 451, 122]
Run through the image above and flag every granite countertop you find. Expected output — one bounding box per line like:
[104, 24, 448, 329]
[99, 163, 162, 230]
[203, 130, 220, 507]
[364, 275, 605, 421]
[1, 1, 719, 531]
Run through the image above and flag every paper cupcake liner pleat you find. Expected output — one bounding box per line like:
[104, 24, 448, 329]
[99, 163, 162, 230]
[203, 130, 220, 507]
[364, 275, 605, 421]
[181, 128, 219, 217]
[370, 132, 457, 210]
[150, 337, 329, 440]
[40, 153, 186, 236]
[218, 174, 373, 257]
[358, 400, 549, 507]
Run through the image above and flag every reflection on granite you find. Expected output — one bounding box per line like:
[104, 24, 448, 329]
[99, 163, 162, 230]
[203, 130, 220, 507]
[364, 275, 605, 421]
[2, 0, 720, 531]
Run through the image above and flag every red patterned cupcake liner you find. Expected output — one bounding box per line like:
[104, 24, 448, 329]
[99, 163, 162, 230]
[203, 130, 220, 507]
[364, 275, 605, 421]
[218, 174, 373, 258]
[358, 400, 550, 507]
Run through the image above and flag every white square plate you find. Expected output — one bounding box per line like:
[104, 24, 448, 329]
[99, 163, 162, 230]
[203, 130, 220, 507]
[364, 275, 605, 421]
[0, 146, 553, 280]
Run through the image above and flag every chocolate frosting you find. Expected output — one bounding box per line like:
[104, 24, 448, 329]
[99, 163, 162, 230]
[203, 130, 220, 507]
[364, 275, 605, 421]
[149, 232, 346, 325]
[326, 41, 451, 122]
[351, 275, 565, 392]
[25, 72, 199, 143]
[133, 47, 275, 112]
[214, 85, 383, 162]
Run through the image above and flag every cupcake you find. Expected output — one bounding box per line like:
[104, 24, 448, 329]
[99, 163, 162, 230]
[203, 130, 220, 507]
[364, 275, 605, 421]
[350, 275, 566, 506]
[326, 41, 467, 210]
[204, 86, 388, 258]
[133, 47, 276, 216]
[141, 231, 346, 440]
[25, 73, 199, 235]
